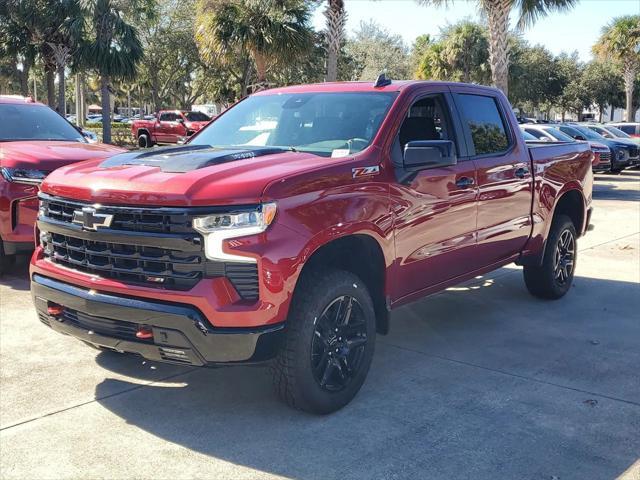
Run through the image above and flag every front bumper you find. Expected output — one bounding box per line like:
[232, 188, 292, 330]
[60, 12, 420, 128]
[32, 274, 284, 365]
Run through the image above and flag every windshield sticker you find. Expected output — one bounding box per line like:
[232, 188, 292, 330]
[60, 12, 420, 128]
[331, 149, 350, 158]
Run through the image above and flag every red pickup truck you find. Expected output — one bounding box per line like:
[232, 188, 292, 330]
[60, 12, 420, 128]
[31, 80, 593, 413]
[131, 110, 211, 148]
[0, 96, 122, 273]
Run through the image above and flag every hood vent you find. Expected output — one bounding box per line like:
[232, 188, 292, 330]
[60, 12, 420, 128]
[99, 145, 290, 173]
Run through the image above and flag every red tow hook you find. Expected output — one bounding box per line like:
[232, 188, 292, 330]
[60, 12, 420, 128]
[47, 303, 64, 316]
[136, 326, 154, 340]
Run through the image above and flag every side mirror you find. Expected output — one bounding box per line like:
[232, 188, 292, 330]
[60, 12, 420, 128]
[403, 140, 457, 171]
[176, 118, 185, 124]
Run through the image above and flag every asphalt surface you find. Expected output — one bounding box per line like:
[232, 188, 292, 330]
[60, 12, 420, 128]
[1, 171, 639, 480]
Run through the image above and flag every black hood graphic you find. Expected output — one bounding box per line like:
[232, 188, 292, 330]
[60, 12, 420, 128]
[99, 145, 291, 173]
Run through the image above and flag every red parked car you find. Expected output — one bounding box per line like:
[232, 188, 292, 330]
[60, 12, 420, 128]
[0, 96, 123, 273]
[32, 80, 593, 413]
[131, 110, 211, 148]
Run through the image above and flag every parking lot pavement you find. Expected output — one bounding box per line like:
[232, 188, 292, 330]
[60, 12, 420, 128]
[1, 172, 639, 480]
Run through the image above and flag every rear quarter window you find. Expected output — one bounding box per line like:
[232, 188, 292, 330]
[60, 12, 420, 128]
[456, 94, 510, 155]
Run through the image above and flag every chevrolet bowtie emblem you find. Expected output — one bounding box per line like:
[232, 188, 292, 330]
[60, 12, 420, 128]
[72, 207, 113, 230]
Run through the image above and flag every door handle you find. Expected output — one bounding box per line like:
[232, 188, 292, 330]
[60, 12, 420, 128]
[455, 176, 475, 188]
[515, 167, 530, 179]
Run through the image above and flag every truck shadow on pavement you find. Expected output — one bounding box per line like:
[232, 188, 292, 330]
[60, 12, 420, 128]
[0, 254, 31, 291]
[92, 270, 640, 480]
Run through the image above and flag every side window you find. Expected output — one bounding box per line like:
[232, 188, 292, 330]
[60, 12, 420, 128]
[457, 94, 510, 155]
[161, 113, 178, 122]
[618, 125, 633, 135]
[397, 96, 452, 148]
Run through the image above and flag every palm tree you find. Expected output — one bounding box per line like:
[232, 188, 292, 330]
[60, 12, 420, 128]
[593, 15, 640, 122]
[79, 0, 143, 143]
[195, 0, 313, 93]
[440, 21, 489, 84]
[324, 0, 346, 82]
[417, 0, 577, 96]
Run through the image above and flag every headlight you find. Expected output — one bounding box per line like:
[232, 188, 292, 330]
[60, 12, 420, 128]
[0, 167, 48, 185]
[193, 202, 277, 262]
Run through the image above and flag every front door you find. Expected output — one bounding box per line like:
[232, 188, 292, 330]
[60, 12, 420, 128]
[391, 92, 479, 301]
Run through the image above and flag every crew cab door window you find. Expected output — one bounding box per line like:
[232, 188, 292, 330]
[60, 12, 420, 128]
[456, 94, 510, 156]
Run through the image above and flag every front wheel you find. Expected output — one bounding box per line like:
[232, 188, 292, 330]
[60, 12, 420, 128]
[272, 269, 376, 414]
[137, 133, 153, 148]
[523, 214, 577, 299]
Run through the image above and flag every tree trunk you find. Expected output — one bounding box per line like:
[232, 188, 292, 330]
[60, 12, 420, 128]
[485, 0, 511, 96]
[101, 75, 111, 144]
[623, 67, 636, 122]
[610, 105, 614, 121]
[57, 64, 66, 115]
[598, 106, 603, 123]
[325, 0, 345, 82]
[19, 59, 32, 97]
[253, 53, 268, 91]
[561, 111, 566, 122]
[45, 67, 55, 108]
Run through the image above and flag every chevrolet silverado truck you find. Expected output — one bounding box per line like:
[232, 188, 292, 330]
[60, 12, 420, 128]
[0, 96, 122, 274]
[131, 110, 211, 148]
[31, 80, 593, 414]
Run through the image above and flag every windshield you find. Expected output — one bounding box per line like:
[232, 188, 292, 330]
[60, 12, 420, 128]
[521, 130, 537, 141]
[603, 125, 631, 138]
[572, 125, 603, 141]
[0, 104, 85, 142]
[190, 92, 397, 157]
[184, 111, 211, 122]
[544, 127, 576, 142]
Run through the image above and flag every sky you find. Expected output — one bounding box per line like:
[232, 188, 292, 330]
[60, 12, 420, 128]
[312, 0, 640, 62]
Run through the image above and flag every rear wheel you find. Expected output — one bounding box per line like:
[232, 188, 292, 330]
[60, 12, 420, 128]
[272, 269, 376, 414]
[523, 214, 577, 299]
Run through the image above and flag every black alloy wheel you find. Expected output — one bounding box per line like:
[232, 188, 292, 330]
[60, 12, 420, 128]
[311, 295, 368, 392]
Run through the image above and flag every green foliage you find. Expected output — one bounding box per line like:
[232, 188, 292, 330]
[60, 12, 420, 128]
[195, 0, 313, 87]
[343, 20, 411, 81]
[415, 20, 489, 83]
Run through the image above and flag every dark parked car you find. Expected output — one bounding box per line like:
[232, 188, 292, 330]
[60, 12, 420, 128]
[521, 125, 611, 172]
[558, 124, 638, 173]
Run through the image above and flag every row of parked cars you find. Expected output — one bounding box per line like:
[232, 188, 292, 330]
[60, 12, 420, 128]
[520, 122, 640, 173]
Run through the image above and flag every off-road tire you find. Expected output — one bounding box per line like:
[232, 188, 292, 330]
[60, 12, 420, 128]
[271, 269, 376, 414]
[524, 214, 577, 299]
[137, 133, 153, 148]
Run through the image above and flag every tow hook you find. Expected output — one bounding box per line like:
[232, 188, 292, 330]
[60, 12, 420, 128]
[47, 303, 64, 319]
[135, 326, 154, 340]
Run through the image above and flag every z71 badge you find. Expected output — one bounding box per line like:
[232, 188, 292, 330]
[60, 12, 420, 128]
[352, 165, 380, 178]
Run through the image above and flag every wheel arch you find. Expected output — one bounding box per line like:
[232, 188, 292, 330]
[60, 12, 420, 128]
[295, 233, 390, 335]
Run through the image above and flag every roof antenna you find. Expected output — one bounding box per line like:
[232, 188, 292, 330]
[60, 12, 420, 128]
[374, 72, 391, 88]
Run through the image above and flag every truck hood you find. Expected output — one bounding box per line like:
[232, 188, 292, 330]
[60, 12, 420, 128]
[0, 141, 124, 172]
[41, 145, 328, 206]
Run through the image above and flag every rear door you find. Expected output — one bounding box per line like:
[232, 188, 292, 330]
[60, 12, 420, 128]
[451, 88, 533, 267]
[391, 89, 479, 301]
